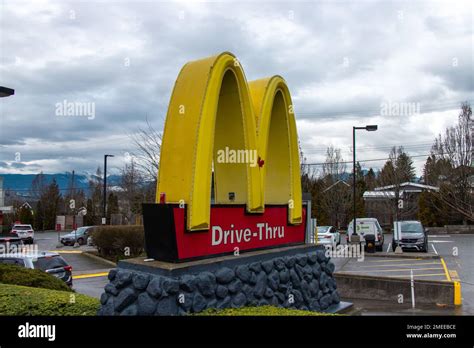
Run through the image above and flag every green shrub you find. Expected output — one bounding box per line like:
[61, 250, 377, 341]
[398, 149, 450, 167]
[0, 283, 99, 315]
[92, 225, 144, 262]
[195, 306, 334, 316]
[0, 264, 72, 292]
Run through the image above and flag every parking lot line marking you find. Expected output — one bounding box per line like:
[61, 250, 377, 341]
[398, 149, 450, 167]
[390, 273, 447, 278]
[440, 258, 452, 281]
[386, 243, 391, 253]
[73, 272, 109, 279]
[449, 270, 460, 281]
[358, 261, 441, 268]
[368, 258, 423, 263]
[431, 243, 438, 255]
[341, 267, 444, 273]
[48, 250, 83, 254]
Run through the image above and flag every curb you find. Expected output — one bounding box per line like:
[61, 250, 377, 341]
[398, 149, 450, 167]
[81, 251, 117, 267]
[334, 272, 459, 306]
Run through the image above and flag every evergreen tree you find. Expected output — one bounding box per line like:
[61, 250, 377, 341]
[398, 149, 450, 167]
[18, 205, 34, 225]
[34, 200, 44, 231]
[365, 168, 377, 190]
[42, 179, 62, 230]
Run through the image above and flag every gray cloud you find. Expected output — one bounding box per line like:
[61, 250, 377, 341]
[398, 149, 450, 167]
[0, 0, 472, 176]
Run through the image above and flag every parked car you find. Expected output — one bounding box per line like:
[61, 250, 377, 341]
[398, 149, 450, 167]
[87, 235, 94, 246]
[11, 224, 34, 244]
[61, 226, 96, 246]
[347, 218, 384, 251]
[0, 236, 24, 249]
[316, 226, 341, 246]
[392, 220, 428, 252]
[0, 251, 73, 286]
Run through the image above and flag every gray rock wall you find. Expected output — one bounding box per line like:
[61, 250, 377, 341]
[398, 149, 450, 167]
[98, 249, 340, 315]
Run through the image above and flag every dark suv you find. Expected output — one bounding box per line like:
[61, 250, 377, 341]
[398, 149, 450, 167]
[0, 251, 73, 286]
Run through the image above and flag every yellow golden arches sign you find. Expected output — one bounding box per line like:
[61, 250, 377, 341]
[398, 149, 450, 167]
[156, 52, 302, 231]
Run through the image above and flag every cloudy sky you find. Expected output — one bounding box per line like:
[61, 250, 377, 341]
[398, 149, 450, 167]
[0, 0, 472, 177]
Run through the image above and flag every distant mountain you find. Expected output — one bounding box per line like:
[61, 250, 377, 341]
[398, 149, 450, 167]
[0, 173, 122, 196]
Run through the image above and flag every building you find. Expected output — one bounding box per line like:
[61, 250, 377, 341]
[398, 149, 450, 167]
[363, 182, 439, 228]
[0, 177, 14, 232]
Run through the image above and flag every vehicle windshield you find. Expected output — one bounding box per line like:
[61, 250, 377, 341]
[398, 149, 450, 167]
[33, 256, 67, 271]
[74, 227, 88, 234]
[317, 226, 330, 233]
[400, 222, 423, 233]
[13, 225, 31, 230]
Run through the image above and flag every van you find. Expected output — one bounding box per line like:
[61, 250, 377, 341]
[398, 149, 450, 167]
[347, 218, 384, 251]
[392, 220, 428, 252]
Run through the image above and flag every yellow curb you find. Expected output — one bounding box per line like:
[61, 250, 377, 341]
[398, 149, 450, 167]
[73, 272, 109, 280]
[454, 281, 462, 306]
[48, 250, 83, 254]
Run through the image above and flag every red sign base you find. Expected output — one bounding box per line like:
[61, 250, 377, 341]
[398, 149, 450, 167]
[142, 203, 307, 262]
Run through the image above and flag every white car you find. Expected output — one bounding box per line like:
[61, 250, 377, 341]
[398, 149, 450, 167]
[11, 224, 34, 244]
[317, 226, 341, 246]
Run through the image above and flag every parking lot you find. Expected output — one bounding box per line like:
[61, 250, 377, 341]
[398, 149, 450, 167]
[35, 230, 113, 299]
[332, 233, 474, 315]
[31, 230, 474, 314]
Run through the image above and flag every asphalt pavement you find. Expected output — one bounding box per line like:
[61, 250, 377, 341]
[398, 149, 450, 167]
[331, 233, 474, 315]
[33, 230, 474, 314]
[34, 231, 113, 299]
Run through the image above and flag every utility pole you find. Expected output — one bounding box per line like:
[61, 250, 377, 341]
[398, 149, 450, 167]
[353, 127, 356, 240]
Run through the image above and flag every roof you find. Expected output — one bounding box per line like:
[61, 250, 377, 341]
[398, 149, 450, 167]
[374, 182, 439, 192]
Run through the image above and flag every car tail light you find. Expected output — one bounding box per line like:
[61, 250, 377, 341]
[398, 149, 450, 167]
[64, 266, 72, 272]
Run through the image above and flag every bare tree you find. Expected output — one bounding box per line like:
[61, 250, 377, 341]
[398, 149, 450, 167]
[431, 103, 473, 222]
[129, 119, 162, 182]
[320, 146, 351, 228]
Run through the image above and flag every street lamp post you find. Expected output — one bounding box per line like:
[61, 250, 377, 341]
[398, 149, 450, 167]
[352, 125, 378, 242]
[0, 86, 14, 98]
[103, 154, 114, 225]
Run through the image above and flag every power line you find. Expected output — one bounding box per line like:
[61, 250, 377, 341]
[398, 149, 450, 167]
[301, 153, 434, 166]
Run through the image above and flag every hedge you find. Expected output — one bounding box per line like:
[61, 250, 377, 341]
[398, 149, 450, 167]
[0, 284, 100, 315]
[195, 306, 334, 316]
[0, 264, 72, 292]
[92, 225, 144, 262]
